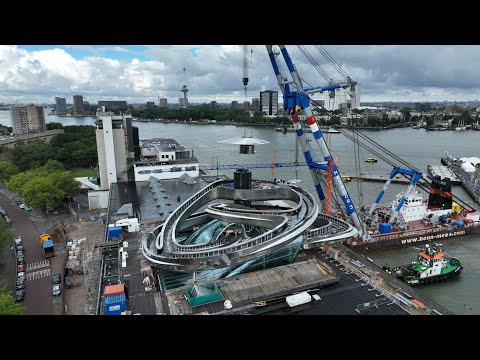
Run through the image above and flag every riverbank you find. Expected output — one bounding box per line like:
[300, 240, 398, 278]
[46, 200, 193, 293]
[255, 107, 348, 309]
[131, 117, 415, 130]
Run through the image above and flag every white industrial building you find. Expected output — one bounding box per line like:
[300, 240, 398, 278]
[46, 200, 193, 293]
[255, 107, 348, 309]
[323, 84, 360, 111]
[95, 111, 137, 190]
[133, 138, 199, 181]
[90, 110, 139, 209]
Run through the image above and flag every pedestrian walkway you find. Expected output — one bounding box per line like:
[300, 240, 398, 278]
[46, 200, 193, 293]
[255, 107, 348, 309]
[26, 268, 51, 281]
[26, 260, 50, 271]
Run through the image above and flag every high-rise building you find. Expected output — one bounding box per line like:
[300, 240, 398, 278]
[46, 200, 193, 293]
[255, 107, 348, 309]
[260, 90, 278, 115]
[231, 101, 239, 109]
[181, 86, 188, 108]
[159, 98, 168, 108]
[181, 67, 188, 108]
[73, 95, 84, 116]
[95, 111, 137, 190]
[0, 124, 9, 135]
[251, 98, 260, 109]
[98, 100, 128, 110]
[146, 102, 155, 108]
[55, 97, 67, 115]
[179, 98, 184, 107]
[83, 101, 90, 115]
[10, 104, 46, 135]
[210, 101, 217, 109]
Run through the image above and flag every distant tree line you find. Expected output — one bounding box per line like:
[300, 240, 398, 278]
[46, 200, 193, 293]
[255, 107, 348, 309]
[0, 124, 97, 172]
[131, 105, 290, 125]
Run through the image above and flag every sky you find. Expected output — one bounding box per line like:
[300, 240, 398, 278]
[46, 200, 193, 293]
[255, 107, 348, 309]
[1, 45, 480, 105]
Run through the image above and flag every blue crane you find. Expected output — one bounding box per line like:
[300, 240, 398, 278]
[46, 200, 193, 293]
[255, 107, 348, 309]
[266, 45, 367, 239]
[202, 161, 327, 171]
[368, 167, 424, 224]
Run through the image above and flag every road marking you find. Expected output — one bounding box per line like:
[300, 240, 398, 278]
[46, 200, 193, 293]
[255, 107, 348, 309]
[26, 260, 50, 271]
[26, 268, 51, 280]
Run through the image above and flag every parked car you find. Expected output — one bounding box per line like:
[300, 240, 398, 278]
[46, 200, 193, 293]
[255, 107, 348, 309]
[64, 277, 72, 289]
[52, 274, 61, 284]
[14, 289, 25, 302]
[16, 250, 24, 260]
[15, 199, 25, 209]
[0, 207, 6, 216]
[16, 272, 26, 289]
[16, 245, 24, 253]
[52, 283, 62, 296]
[17, 256, 24, 265]
[17, 264, 25, 273]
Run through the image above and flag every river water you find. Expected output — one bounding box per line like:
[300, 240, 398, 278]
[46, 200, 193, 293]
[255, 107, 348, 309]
[1, 110, 479, 314]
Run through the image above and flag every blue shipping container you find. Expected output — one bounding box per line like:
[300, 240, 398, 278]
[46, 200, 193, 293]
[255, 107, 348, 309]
[42, 239, 54, 248]
[108, 226, 123, 240]
[104, 293, 127, 315]
[379, 223, 391, 234]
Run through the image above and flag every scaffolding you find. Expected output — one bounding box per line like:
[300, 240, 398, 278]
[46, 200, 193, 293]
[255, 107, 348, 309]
[82, 234, 103, 315]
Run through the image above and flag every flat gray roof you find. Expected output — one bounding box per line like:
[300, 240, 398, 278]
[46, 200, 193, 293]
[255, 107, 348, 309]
[141, 138, 189, 153]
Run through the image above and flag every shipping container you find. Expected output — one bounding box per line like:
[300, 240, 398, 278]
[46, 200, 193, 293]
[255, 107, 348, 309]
[286, 292, 312, 307]
[104, 293, 127, 315]
[108, 226, 123, 240]
[378, 223, 391, 234]
[104, 284, 126, 297]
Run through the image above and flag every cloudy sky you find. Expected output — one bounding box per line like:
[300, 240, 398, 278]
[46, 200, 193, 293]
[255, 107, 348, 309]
[1, 45, 480, 105]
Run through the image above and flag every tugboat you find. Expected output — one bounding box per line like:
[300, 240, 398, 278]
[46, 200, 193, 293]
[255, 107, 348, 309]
[386, 243, 463, 286]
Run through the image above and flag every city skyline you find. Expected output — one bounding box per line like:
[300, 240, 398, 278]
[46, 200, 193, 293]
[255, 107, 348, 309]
[2, 45, 480, 104]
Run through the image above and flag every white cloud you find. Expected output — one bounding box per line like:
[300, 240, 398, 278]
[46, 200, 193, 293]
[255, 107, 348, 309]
[97, 46, 129, 53]
[1, 45, 480, 105]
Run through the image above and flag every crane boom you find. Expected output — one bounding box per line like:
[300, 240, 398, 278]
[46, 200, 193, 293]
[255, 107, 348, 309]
[242, 45, 249, 97]
[369, 167, 424, 218]
[267, 45, 367, 239]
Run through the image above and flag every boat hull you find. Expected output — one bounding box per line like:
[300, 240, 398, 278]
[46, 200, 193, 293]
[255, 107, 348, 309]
[345, 224, 480, 252]
[398, 265, 463, 286]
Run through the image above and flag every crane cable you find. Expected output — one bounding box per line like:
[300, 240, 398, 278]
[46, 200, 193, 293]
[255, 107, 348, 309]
[314, 45, 351, 81]
[338, 128, 473, 210]
[281, 48, 472, 211]
[297, 45, 332, 84]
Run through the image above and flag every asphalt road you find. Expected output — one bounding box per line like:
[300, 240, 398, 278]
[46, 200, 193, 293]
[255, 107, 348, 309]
[0, 193, 52, 315]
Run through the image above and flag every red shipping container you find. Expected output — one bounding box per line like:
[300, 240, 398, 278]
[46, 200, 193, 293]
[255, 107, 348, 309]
[104, 284, 125, 297]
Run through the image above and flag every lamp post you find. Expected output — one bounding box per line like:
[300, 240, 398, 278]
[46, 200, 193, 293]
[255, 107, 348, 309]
[212, 156, 219, 179]
[464, 304, 473, 315]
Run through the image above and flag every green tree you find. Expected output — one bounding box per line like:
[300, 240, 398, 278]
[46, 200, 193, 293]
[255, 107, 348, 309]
[7, 163, 80, 210]
[43, 159, 65, 172]
[329, 116, 341, 125]
[400, 107, 411, 122]
[0, 286, 25, 315]
[21, 177, 65, 209]
[11, 140, 56, 171]
[459, 110, 473, 125]
[0, 218, 15, 265]
[46, 122, 64, 130]
[0, 160, 20, 184]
